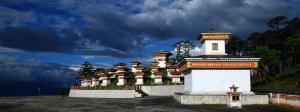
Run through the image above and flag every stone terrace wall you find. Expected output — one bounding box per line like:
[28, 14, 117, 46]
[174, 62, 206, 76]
[141, 85, 184, 96]
[270, 93, 300, 108]
[174, 94, 269, 105]
[69, 90, 135, 98]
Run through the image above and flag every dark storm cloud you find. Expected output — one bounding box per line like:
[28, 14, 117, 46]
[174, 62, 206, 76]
[0, 0, 300, 57]
[0, 26, 144, 58]
[0, 55, 77, 96]
[0, 55, 76, 83]
[0, 27, 78, 53]
[79, 48, 147, 58]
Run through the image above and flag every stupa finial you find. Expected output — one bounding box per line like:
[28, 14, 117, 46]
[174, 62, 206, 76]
[210, 24, 215, 32]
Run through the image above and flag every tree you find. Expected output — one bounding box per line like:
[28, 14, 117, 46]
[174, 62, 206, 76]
[286, 34, 300, 70]
[256, 47, 282, 79]
[286, 34, 300, 47]
[127, 72, 135, 86]
[79, 61, 94, 77]
[226, 36, 245, 56]
[173, 40, 195, 63]
[267, 16, 288, 31]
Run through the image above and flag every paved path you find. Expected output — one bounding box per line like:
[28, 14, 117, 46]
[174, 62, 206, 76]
[0, 96, 299, 112]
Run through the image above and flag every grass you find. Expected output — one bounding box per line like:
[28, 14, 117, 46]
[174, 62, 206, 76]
[253, 69, 300, 93]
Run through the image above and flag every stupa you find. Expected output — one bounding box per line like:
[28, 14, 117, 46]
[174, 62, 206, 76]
[114, 63, 127, 86]
[151, 50, 172, 68]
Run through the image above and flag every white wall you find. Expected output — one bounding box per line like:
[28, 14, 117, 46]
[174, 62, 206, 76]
[202, 40, 226, 55]
[131, 67, 137, 73]
[69, 90, 136, 98]
[184, 70, 192, 92]
[136, 78, 143, 85]
[188, 69, 251, 94]
[154, 57, 166, 68]
[91, 81, 99, 87]
[172, 77, 181, 83]
[141, 85, 184, 96]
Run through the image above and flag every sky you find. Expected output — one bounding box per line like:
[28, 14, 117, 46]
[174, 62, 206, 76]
[0, 0, 300, 96]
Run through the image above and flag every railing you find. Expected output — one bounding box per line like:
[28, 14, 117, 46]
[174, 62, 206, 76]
[270, 93, 300, 108]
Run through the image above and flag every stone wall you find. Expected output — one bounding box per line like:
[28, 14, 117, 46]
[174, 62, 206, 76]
[270, 93, 300, 108]
[242, 94, 269, 105]
[141, 85, 184, 96]
[173, 93, 269, 105]
[69, 90, 136, 98]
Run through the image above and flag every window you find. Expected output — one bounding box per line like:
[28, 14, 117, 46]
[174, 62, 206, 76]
[232, 95, 240, 101]
[212, 43, 218, 50]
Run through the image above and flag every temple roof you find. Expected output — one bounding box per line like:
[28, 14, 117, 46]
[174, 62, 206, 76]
[135, 72, 144, 76]
[190, 55, 257, 58]
[154, 72, 163, 76]
[107, 68, 117, 72]
[100, 74, 107, 77]
[177, 55, 260, 72]
[197, 30, 231, 42]
[130, 60, 141, 64]
[166, 65, 177, 69]
[94, 68, 104, 75]
[178, 56, 261, 65]
[113, 63, 126, 67]
[166, 62, 176, 66]
[93, 75, 100, 78]
[151, 50, 173, 56]
[150, 61, 159, 67]
[150, 66, 159, 69]
[115, 72, 127, 75]
[150, 61, 159, 64]
[135, 66, 144, 70]
[171, 71, 181, 75]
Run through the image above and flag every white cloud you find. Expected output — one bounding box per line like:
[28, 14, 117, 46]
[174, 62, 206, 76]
[0, 6, 37, 28]
[68, 66, 81, 72]
[171, 46, 202, 57]
[143, 0, 159, 10]
[0, 46, 24, 53]
[190, 47, 202, 56]
[82, 55, 96, 59]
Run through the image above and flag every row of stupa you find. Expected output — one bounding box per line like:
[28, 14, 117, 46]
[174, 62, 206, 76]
[79, 51, 182, 87]
[75, 27, 264, 107]
[79, 27, 260, 97]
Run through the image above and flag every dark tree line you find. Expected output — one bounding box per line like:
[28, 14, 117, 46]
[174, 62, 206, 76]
[225, 16, 300, 84]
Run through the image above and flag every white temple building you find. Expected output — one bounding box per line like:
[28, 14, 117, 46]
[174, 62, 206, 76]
[178, 30, 260, 95]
